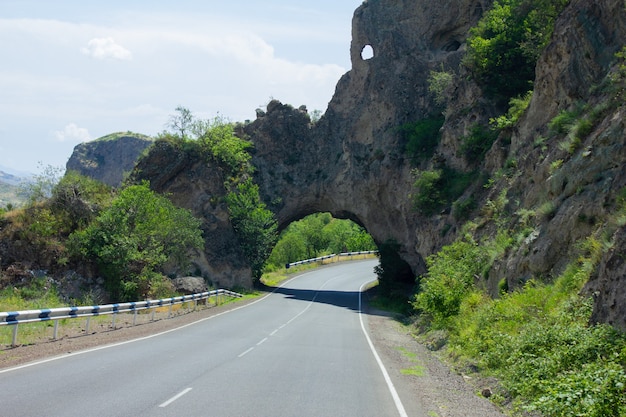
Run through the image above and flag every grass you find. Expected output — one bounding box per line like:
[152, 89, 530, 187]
[397, 346, 426, 377]
[0, 288, 247, 347]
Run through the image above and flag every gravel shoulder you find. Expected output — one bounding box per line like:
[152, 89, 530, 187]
[0, 289, 504, 417]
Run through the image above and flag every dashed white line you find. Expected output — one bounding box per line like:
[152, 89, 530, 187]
[159, 387, 192, 408]
[257, 337, 268, 346]
[238, 347, 254, 358]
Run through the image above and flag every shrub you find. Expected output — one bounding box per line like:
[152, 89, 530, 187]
[427, 70, 454, 106]
[414, 237, 489, 327]
[465, 0, 569, 104]
[412, 169, 445, 215]
[225, 179, 277, 280]
[70, 182, 203, 301]
[401, 115, 445, 164]
[490, 90, 533, 129]
[412, 167, 478, 215]
[460, 123, 499, 163]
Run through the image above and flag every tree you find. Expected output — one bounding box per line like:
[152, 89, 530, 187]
[22, 163, 64, 204]
[465, 0, 569, 104]
[70, 182, 203, 301]
[225, 179, 278, 280]
[167, 106, 195, 139]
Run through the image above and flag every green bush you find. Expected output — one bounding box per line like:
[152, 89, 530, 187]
[401, 115, 445, 164]
[70, 182, 203, 301]
[414, 237, 489, 327]
[465, 0, 569, 103]
[460, 123, 499, 163]
[412, 167, 478, 215]
[412, 169, 445, 215]
[225, 179, 277, 280]
[490, 91, 533, 129]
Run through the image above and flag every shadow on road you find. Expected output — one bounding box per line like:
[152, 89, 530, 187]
[264, 285, 392, 318]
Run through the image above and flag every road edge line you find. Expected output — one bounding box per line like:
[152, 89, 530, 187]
[359, 280, 409, 417]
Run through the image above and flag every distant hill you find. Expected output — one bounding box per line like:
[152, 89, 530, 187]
[66, 132, 154, 187]
[0, 171, 27, 208]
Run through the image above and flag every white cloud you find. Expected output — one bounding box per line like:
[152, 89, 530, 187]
[54, 123, 91, 142]
[81, 37, 132, 60]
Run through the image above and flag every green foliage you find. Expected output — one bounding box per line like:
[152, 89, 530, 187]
[465, 0, 569, 103]
[419, 232, 626, 416]
[427, 69, 454, 106]
[265, 213, 376, 269]
[549, 108, 580, 136]
[412, 167, 478, 215]
[70, 182, 203, 301]
[412, 170, 444, 215]
[197, 117, 253, 177]
[225, 179, 277, 280]
[460, 123, 499, 163]
[413, 237, 489, 327]
[21, 164, 63, 204]
[401, 115, 445, 164]
[50, 171, 114, 230]
[490, 91, 533, 129]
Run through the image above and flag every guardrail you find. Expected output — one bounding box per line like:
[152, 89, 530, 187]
[0, 289, 242, 347]
[286, 250, 378, 268]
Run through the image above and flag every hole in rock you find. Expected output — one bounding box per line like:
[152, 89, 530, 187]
[361, 44, 374, 60]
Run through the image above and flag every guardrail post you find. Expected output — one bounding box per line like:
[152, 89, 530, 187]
[168, 304, 173, 319]
[53, 321, 59, 340]
[151, 309, 156, 321]
[133, 309, 137, 326]
[85, 317, 91, 334]
[111, 313, 116, 329]
[12, 325, 18, 347]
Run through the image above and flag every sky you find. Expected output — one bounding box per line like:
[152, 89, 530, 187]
[0, 0, 363, 175]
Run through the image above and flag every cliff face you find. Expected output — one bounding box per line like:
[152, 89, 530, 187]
[136, 0, 626, 329]
[66, 133, 153, 187]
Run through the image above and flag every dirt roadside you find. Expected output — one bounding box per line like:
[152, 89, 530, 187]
[0, 291, 504, 417]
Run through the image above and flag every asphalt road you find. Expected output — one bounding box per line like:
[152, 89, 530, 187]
[0, 260, 416, 416]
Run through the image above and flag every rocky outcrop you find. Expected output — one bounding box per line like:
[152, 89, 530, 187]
[134, 0, 626, 329]
[66, 132, 153, 187]
[172, 276, 208, 295]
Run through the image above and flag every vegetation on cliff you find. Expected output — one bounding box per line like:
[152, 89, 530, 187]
[397, 1, 626, 414]
[157, 108, 278, 281]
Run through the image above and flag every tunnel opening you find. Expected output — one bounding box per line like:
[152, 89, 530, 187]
[265, 212, 377, 272]
[263, 212, 415, 315]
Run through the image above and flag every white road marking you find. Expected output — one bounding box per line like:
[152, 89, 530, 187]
[0, 271, 314, 374]
[159, 387, 192, 408]
[257, 337, 268, 346]
[359, 280, 409, 417]
[238, 347, 254, 358]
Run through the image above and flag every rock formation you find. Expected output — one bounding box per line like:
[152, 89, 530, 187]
[66, 132, 153, 187]
[133, 0, 626, 329]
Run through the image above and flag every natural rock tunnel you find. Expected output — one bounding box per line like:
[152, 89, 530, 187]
[131, 0, 626, 337]
[131, 0, 526, 289]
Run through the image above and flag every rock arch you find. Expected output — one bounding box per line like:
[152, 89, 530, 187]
[133, 0, 491, 288]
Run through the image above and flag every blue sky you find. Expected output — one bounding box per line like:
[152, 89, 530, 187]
[0, 1, 362, 174]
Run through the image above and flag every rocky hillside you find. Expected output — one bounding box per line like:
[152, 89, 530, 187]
[133, 0, 626, 329]
[66, 132, 153, 187]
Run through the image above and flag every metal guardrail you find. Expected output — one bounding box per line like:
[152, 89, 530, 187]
[0, 289, 243, 347]
[286, 250, 378, 269]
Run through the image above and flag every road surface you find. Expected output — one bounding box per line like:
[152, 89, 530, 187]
[0, 260, 419, 416]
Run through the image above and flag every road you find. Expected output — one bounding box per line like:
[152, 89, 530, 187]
[0, 260, 419, 417]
